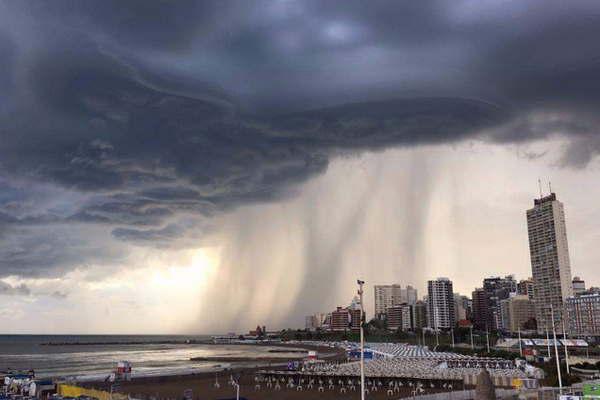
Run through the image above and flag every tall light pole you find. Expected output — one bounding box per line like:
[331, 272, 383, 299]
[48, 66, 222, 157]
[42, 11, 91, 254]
[518, 327, 523, 357]
[451, 328, 455, 348]
[546, 325, 551, 357]
[435, 312, 439, 348]
[357, 279, 366, 400]
[562, 317, 570, 374]
[231, 379, 240, 400]
[486, 325, 490, 353]
[470, 325, 474, 350]
[550, 304, 563, 391]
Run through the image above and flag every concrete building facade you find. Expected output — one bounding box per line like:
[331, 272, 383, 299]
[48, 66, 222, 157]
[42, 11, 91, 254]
[427, 278, 455, 330]
[387, 303, 413, 331]
[573, 277, 586, 295]
[374, 284, 418, 318]
[502, 295, 535, 333]
[412, 301, 428, 330]
[526, 193, 573, 333]
[330, 307, 361, 332]
[305, 312, 328, 331]
[454, 293, 469, 322]
[472, 288, 492, 330]
[374, 284, 403, 317]
[483, 275, 517, 330]
[517, 278, 535, 300]
[566, 293, 600, 337]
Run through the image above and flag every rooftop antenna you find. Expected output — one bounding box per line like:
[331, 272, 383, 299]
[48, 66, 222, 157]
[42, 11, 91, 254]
[548, 180, 552, 194]
[538, 178, 543, 199]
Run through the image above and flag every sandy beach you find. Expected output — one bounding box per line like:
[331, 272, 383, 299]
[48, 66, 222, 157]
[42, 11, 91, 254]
[110, 369, 454, 400]
[78, 343, 341, 399]
[78, 344, 460, 400]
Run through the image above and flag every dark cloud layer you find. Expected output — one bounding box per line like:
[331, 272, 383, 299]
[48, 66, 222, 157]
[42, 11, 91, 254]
[1, 1, 600, 279]
[0, 281, 30, 296]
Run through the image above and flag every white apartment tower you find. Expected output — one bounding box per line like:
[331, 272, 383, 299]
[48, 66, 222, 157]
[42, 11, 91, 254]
[374, 284, 402, 317]
[374, 284, 418, 318]
[526, 192, 573, 333]
[427, 278, 455, 330]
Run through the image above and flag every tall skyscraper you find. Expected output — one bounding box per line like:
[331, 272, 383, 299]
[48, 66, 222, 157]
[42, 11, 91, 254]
[412, 301, 428, 330]
[483, 275, 517, 329]
[374, 284, 403, 317]
[526, 192, 574, 332]
[454, 293, 469, 322]
[404, 285, 418, 305]
[471, 288, 492, 330]
[471, 276, 517, 331]
[330, 306, 361, 332]
[427, 278, 455, 329]
[387, 303, 413, 331]
[374, 284, 418, 318]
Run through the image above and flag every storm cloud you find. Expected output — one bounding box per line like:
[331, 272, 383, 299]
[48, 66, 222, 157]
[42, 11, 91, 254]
[1, 0, 600, 285]
[0, 281, 30, 296]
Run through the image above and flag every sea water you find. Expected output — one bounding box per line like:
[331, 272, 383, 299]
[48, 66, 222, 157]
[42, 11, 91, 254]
[0, 335, 301, 379]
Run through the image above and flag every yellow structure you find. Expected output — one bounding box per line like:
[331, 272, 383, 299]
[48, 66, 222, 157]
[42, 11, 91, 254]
[57, 384, 128, 400]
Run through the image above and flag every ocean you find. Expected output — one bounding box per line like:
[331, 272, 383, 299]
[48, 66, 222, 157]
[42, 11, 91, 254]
[0, 335, 302, 379]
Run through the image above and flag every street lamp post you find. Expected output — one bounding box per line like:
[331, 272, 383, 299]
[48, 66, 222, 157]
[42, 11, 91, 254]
[518, 327, 523, 357]
[435, 314, 439, 348]
[562, 317, 570, 374]
[470, 325, 474, 350]
[550, 304, 563, 391]
[546, 326, 551, 357]
[357, 279, 366, 400]
[486, 326, 490, 353]
[231, 379, 240, 400]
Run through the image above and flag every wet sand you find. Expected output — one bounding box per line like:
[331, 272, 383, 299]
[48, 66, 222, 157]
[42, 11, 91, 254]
[80, 343, 460, 399]
[79, 343, 344, 399]
[114, 371, 454, 400]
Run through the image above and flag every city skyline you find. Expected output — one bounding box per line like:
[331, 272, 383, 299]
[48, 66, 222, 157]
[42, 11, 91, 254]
[2, 1, 600, 334]
[311, 189, 597, 333]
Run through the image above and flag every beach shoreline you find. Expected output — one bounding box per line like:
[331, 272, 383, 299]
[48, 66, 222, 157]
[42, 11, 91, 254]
[77, 343, 353, 399]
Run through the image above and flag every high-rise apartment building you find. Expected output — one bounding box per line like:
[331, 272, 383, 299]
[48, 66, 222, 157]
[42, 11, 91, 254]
[374, 284, 418, 318]
[505, 294, 536, 333]
[427, 278, 455, 330]
[412, 301, 428, 330]
[471, 276, 517, 331]
[566, 293, 600, 336]
[483, 275, 517, 329]
[374, 284, 402, 317]
[472, 288, 492, 330]
[387, 303, 413, 331]
[454, 293, 469, 322]
[305, 312, 328, 331]
[405, 285, 418, 305]
[330, 306, 361, 332]
[527, 192, 573, 332]
[517, 278, 535, 300]
[572, 277, 586, 295]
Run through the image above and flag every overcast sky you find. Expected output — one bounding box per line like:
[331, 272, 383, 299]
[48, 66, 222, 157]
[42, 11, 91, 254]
[1, 1, 600, 333]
